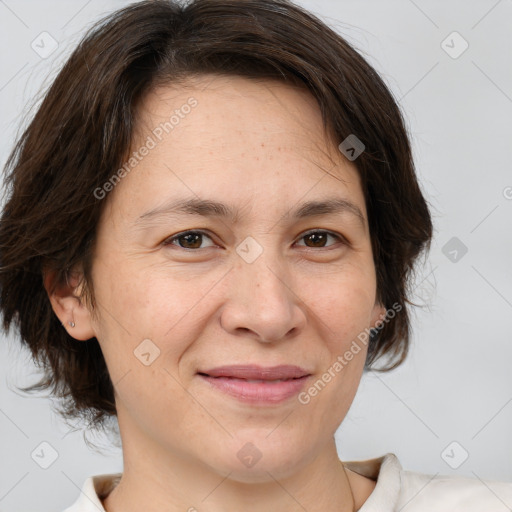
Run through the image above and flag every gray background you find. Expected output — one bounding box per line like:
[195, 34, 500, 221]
[1, 0, 511, 510]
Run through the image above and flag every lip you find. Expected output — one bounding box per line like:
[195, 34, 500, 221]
[197, 365, 312, 404]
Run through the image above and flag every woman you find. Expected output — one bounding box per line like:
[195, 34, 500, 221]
[1, 0, 510, 510]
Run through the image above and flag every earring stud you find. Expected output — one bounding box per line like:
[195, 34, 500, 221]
[68, 321, 75, 328]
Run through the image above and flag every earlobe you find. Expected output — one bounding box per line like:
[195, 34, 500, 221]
[42, 266, 96, 341]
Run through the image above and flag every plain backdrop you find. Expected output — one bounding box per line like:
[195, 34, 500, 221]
[0, 1, 511, 510]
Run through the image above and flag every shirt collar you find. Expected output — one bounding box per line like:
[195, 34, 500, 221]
[343, 453, 402, 511]
[64, 473, 121, 512]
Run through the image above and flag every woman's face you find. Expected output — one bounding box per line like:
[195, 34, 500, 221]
[79, 74, 385, 480]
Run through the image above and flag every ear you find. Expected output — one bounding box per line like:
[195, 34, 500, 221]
[43, 265, 97, 341]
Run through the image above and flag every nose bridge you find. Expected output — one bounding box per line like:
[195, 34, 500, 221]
[223, 237, 303, 341]
[237, 239, 290, 306]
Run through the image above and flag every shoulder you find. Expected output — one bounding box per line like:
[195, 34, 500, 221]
[398, 468, 512, 511]
[343, 453, 512, 511]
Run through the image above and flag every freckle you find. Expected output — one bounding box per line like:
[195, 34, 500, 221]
[261, 143, 265, 147]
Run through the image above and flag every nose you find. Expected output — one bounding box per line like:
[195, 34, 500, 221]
[220, 251, 307, 343]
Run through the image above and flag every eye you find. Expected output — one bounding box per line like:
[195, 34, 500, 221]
[295, 230, 346, 249]
[164, 230, 216, 250]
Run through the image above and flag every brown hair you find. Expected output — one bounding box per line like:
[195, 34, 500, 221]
[0, 0, 433, 431]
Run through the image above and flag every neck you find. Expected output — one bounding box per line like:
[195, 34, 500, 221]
[103, 426, 355, 512]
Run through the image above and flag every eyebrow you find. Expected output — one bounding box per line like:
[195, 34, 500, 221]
[135, 197, 366, 229]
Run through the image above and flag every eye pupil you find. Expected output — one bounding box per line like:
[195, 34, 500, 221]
[306, 232, 327, 247]
[180, 233, 202, 249]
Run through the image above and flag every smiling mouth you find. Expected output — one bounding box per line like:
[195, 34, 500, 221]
[197, 365, 312, 403]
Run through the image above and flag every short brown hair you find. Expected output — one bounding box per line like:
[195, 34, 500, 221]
[0, 0, 433, 431]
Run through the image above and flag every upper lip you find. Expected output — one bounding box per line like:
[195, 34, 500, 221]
[198, 365, 311, 380]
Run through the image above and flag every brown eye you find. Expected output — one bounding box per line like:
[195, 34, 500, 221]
[296, 230, 344, 249]
[164, 231, 215, 250]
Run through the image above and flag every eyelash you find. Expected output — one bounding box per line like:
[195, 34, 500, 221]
[163, 229, 347, 251]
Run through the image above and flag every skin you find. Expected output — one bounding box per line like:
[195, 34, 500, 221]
[46, 74, 386, 512]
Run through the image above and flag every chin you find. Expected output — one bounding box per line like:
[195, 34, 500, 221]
[207, 435, 310, 483]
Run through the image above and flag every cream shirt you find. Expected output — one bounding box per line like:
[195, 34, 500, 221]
[62, 453, 512, 511]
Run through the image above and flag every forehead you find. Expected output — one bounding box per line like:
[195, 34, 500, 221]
[104, 74, 365, 224]
[134, 73, 339, 158]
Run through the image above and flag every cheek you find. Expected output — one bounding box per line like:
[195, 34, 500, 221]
[307, 268, 377, 346]
[114, 362, 201, 451]
[93, 259, 222, 382]
[92, 253, 188, 334]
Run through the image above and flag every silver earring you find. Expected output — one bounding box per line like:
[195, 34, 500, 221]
[68, 321, 75, 328]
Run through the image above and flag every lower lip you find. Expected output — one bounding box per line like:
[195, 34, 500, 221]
[199, 375, 310, 404]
